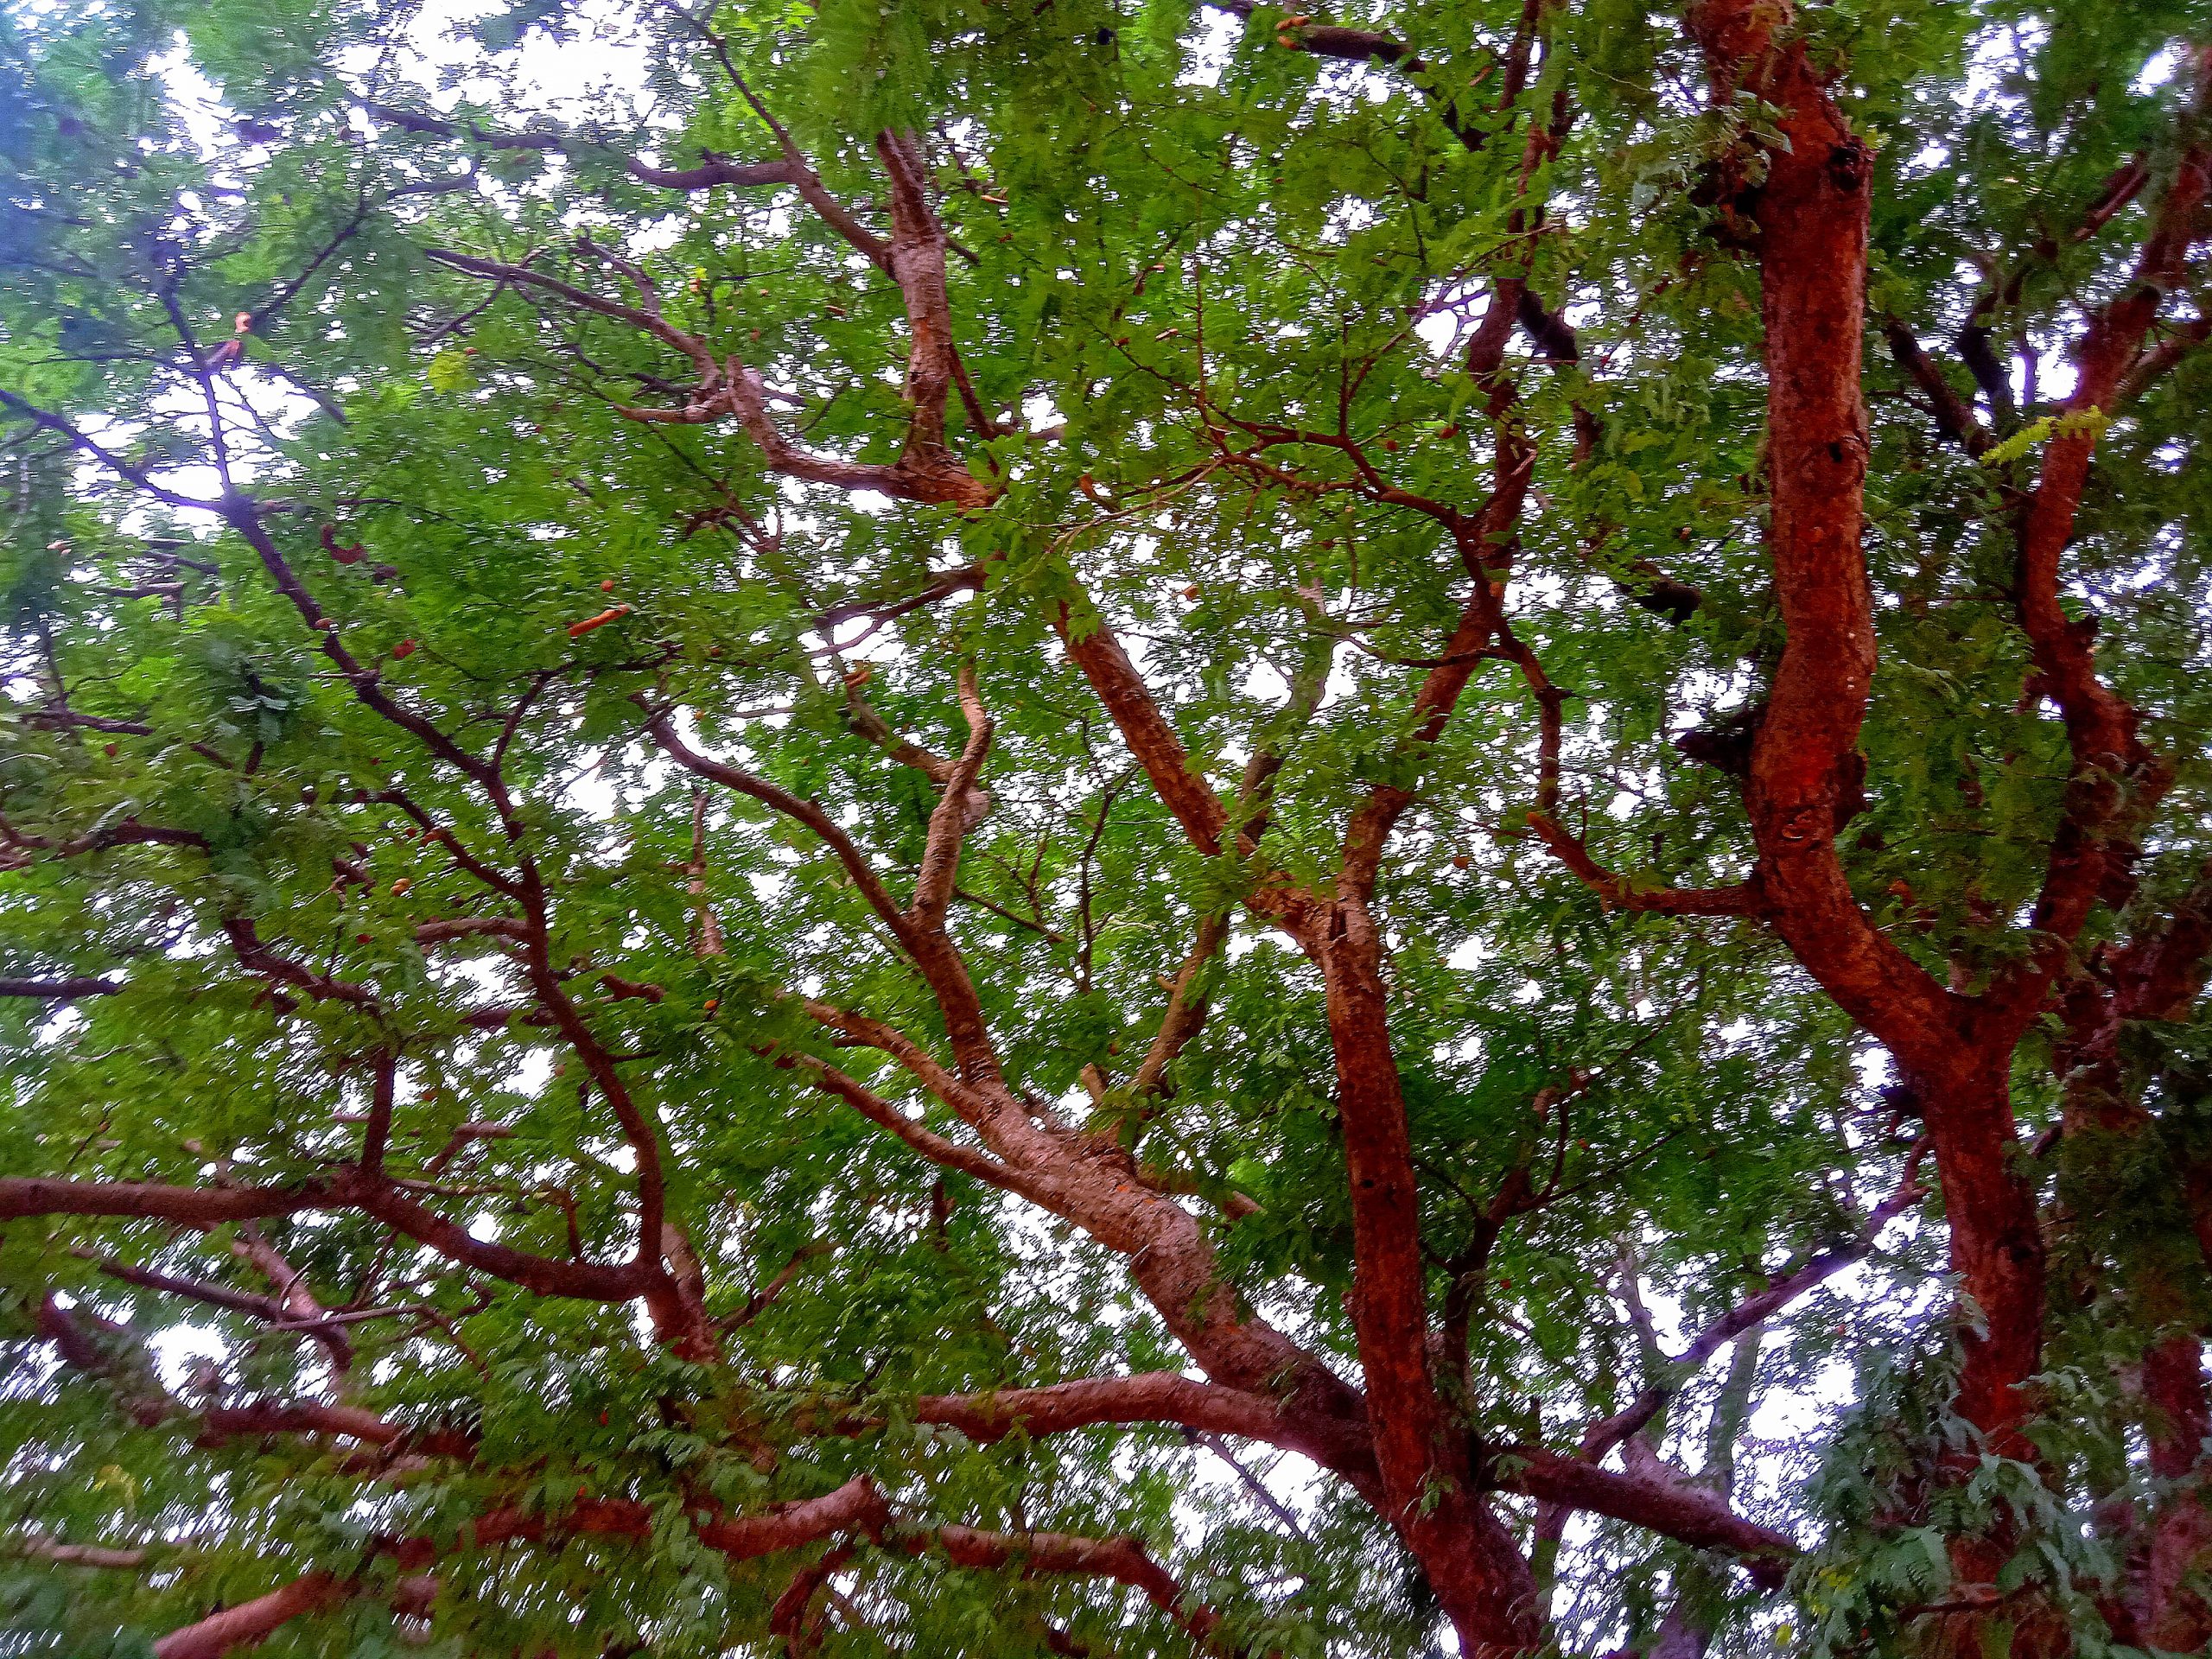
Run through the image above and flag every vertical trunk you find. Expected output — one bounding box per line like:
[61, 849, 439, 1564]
[1649, 1603, 1712, 1659]
[1687, 0, 2050, 1480]
[1323, 896, 1541, 1656]
[1916, 1058, 2046, 1461]
[1912, 1061, 2052, 1644]
[2136, 1332, 2212, 1648]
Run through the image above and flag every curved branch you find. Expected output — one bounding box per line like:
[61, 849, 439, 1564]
[1488, 1445, 1795, 1586]
[1579, 1159, 1926, 1462]
[906, 1371, 1378, 1479]
[921, 1525, 1229, 1650]
[1526, 813, 1764, 916]
[643, 708, 912, 938]
[365, 97, 889, 264]
[0, 975, 120, 998]
[1994, 59, 2209, 1020]
[1, 1173, 653, 1302]
[153, 1571, 342, 1659]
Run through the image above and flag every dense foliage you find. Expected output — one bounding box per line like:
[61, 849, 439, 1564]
[1, 0, 2209, 1654]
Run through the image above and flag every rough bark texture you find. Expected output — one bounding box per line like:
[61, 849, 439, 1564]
[10, 11, 2212, 1659]
[1688, 0, 2051, 1470]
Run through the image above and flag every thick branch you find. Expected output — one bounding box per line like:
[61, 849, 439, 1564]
[1051, 607, 1229, 858]
[3, 1173, 654, 1302]
[1527, 813, 1763, 916]
[1489, 1445, 1795, 1586]
[903, 1371, 1378, 1479]
[153, 1571, 342, 1659]
[0, 974, 120, 998]
[1996, 61, 2209, 1018]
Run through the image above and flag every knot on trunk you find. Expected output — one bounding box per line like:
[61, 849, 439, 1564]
[1827, 137, 1871, 194]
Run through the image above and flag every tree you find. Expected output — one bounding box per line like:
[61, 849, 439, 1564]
[0, 0, 2207, 1650]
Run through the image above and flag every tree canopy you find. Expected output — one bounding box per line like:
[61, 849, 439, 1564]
[2, 0, 2209, 1654]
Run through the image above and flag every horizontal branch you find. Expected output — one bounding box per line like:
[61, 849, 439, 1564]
[13, 1534, 152, 1568]
[1526, 813, 1764, 916]
[3, 1177, 333, 1227]
[413, 916, 531, 947]
[365, 98, 889, 265]
[0, 975, 120, 998]
[200, 1397, 417, 1449]
[903, 1371, 1378, 1478]
[365, 101, 802, 190]
[1, 1173, 653, 1302]
[1490, 1444, 1796, 1586]
[923, 1524, 1227, 1650]
[154, 1570, 341, 1659]
[370, 1471, 1236, 1648]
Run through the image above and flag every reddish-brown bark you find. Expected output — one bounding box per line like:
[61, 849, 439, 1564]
[1995, 54, 2208, 1024]
[1052, 606, 1230, 858]
[1323, 900, 1541, 1653]
[907, 1372, 1379, 1479]
[1684, 0, 2053, 1467]
[1488, 1446, 1793, 1586]
[921, 1526, 1229, 1650]
[1681, 1, 1953, 1068]
[2, 1173, 657, 1301]
[157, 1475, 1251, 1659]
[2138, 1334, 2212, 1649]
[1618, 22, 2212, 1649]
[23, 54, 2084, 1654]
[151, 1572, 342, 1659]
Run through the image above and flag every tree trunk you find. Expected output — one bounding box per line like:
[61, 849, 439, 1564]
[1323, 897, 1543, 1654]
[2135, 1332, 2212, 1648]
[1915, 1057, 2046, 1462]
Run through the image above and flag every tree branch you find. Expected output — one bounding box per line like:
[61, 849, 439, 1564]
[0, 975, 120, 998]
[153, 1570, 342, 1659]
[1487, 1445, 1795, 1586]
[1578, 1155, 1926, 1462]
